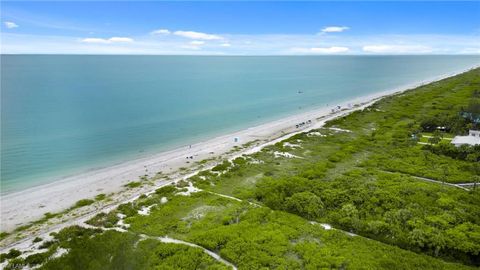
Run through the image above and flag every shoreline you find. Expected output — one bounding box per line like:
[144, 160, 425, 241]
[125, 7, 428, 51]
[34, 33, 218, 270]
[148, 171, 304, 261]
[1, 64, 479, 233]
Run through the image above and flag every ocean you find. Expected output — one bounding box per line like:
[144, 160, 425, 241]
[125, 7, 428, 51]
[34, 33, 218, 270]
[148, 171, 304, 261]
[1, 55, 479, 193]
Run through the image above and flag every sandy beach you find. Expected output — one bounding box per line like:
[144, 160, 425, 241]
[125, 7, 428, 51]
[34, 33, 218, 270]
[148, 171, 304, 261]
[1, 65, 478, 236]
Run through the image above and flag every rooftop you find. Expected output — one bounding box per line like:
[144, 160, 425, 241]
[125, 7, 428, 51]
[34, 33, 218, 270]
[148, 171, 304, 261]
[451, 130, 480, 146]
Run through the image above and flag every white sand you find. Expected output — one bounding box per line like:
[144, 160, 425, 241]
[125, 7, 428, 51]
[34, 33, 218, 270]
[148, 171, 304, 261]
[320, 223, 333, 230]
[274, 151, 303, 159]
[1, 66, 478, 235]
[283, 142, 301, 148]
[160, 197, 168, 204]
[137, 204, 157, 216]
[176, 182, 202, 196]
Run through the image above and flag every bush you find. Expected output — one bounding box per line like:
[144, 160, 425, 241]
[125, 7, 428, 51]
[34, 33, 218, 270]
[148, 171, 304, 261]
[43, 212, 57, 219]
[425, 143, 480, 162]
[95, 193, 106, 201]
[4, 257, 24, 270]
[25, 252, 51, 266]
[86, 212, 120, 228]
[39, 240, 56, 249]
[0, 249, 21, 263]
[72, 199, 94, 209]
[0, 232, 10, 240]
[33, 237, 43, 243]
[118, 203, 138, 217]
[212, 161, 231, 172]
[286, 192, 324, 219]
[124, 181, 142, 188]
[155, 185, 177, 196]
[232, 157, 247, 166]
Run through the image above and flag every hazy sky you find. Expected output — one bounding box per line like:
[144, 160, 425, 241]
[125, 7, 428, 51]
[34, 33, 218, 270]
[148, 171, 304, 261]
[1, 1, 480, 55]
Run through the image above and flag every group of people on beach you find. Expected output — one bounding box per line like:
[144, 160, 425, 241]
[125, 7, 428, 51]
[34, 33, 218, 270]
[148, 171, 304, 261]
[295, 119, 312, 129]
[331, 105, 343, 113]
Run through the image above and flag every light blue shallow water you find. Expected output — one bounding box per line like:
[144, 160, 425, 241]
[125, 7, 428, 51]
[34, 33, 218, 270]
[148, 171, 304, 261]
[1, 55, 479, 193]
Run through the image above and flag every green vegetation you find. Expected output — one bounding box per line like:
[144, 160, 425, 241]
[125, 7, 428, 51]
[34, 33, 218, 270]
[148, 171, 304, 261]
[124, 181, 142, 188]
[194, 69, 480, 266]
[43, 212, 58, 219]
[212, 161, 232, 172]
[3, 226, 229, 270]
[0, 232, 10, 241]
[9, 189, 472, 269]
[33, 237, 43, 243]
[71, 199, 95, 209]
[255, 171, 480, 262]
[85, 212, 120, 228]
[0, 249, 21, 263]
[94, 193, 106, 201]
[425, 142, 480, 162]
[2, 69, 480, 269]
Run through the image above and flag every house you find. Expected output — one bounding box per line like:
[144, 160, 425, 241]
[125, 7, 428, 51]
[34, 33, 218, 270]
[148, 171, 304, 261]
[451, 130, 480, 147]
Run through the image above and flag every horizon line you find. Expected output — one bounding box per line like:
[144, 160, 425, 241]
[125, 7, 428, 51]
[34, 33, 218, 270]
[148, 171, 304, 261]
[2, 53, 480, 56]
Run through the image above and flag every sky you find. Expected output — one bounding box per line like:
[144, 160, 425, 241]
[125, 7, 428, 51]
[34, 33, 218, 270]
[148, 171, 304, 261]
[1, 1, 480, 55]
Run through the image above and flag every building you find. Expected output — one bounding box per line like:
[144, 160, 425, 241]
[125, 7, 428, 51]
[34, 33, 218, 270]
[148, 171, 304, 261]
[451, 130, 480, 147]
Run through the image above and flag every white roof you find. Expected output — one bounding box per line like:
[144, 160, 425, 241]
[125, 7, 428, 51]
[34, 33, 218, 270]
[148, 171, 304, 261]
[451, 135, 480, 146]
[469, 130, 480, 136]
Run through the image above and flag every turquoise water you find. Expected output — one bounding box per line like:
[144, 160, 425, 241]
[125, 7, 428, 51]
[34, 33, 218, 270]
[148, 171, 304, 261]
[1, 55, 479, 193]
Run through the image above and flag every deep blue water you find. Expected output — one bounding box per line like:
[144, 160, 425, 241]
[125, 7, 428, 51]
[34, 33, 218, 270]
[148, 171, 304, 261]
[1, 55, 479, 193]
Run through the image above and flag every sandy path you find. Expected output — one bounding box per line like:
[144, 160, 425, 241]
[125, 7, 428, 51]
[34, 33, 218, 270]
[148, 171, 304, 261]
[142, 235, 238, 270]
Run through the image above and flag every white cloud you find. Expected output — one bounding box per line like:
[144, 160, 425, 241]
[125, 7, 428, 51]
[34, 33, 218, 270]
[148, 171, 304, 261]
[321, 26, 349, 33]
[362, 45, 432, 54]
[292, 46, 350, 54]
[108, 37, 133, 42]
[81, 38, 110, 44]
[3, 32, 479, 55]
[151, 29, 170, 35]
[190, 40, 205, 45]
[81, 37, 133, 44]
[4, 21, 19, 29]
[174, 30, 223, 40]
